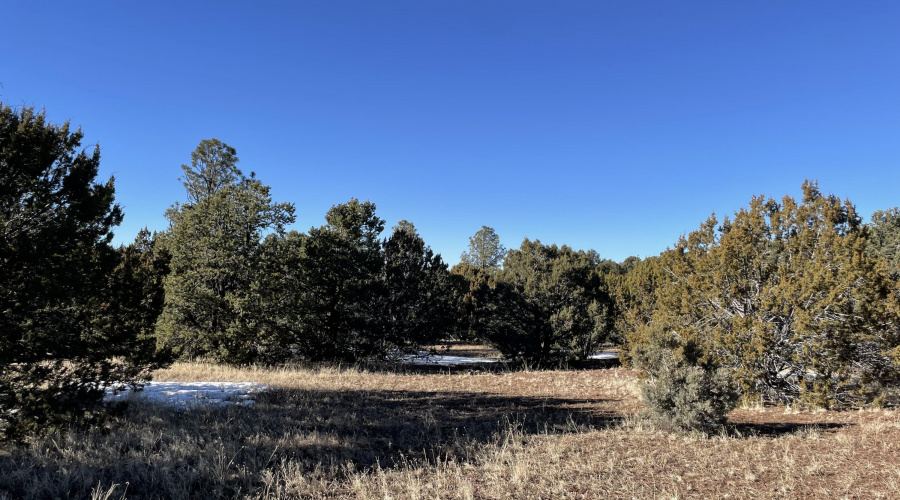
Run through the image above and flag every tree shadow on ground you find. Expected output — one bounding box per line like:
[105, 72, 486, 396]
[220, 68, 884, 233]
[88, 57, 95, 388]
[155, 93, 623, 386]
[367, 356, 622, 375]
[727, 421, 848, 438]
[0, 387, 623, 499]
[253, 387, 623, 468]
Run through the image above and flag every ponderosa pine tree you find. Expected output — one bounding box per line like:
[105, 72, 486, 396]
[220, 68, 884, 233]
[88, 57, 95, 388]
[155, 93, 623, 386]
[156, 139, 294, 364]
[460, 225, 506, 271]
[0, 104, 162, 439]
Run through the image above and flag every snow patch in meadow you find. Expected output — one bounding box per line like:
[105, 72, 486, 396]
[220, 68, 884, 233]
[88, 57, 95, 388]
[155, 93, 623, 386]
[399, 350, 619, 365]
[104, 381, 267, 408]
[400, 352, 501, 365]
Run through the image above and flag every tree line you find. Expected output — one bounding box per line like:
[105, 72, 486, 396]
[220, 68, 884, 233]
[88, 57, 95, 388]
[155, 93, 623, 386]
[155, 138, 618, 367]
[3, 103, 900, 438]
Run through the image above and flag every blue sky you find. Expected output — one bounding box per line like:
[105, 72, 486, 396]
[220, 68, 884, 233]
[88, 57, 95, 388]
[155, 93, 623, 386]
[3, 1, 899, 263]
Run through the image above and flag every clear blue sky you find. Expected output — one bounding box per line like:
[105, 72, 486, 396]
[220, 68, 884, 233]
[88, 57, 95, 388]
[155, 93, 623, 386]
[3, 1, 899, 263]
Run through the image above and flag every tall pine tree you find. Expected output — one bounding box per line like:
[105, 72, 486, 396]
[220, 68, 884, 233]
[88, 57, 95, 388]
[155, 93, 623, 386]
[156, 139, 294, 364]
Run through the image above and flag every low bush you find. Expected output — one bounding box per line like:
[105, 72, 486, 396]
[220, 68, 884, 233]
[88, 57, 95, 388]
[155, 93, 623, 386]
[632, 326, 740, 434]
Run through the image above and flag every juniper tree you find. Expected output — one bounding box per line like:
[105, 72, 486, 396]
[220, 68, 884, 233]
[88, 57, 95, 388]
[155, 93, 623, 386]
[293, 199, 385, 361]
[489, 239, 614, 365]
[868, 207, 900, 278]
[0, 104, 163, 439]
[626, 181, 900, 407]
[380, 221, 456, 354]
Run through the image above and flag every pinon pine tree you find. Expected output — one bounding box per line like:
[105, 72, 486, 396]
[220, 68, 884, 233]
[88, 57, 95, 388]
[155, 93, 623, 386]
[156, 139, 295, 364]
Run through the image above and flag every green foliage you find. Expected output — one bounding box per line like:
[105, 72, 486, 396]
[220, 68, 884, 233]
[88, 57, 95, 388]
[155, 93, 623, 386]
[868, 207, 900, 278]
[0, 104, 163, 439]
[460, 225, 506, 271]
[380, 221, 456, 354]
[451, 261, 536, 358]
[95, 229, 172, 367]
[624, 181, 900, 407]
[611, 256, 665, 365]
[290, 199, 385, 361]
[449, 262, 498, 343]
[156, 139, 295, 364]
[631, 324, 739, 433]
[466, 239, 615, 365]
[640, 355, 740, 434]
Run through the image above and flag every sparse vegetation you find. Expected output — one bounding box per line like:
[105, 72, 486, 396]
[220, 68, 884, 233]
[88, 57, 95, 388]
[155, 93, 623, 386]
[2, 361, 900, 499]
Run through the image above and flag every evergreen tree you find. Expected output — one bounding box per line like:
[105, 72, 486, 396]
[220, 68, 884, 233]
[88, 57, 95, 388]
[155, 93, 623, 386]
[868, 207, 900, 278]
[293, 199, 385, 361]
[156, 139, 295, 364]
[611, 255, 665, 364]
[0, 104, 162, 439]
[251, 230, 307, 363]
[380, 221, 455, 354]
[95, 229, 172, 368]
[491, 239, 615, 365]
[625, 182, 900, 407]
[461, 225, 506, 271]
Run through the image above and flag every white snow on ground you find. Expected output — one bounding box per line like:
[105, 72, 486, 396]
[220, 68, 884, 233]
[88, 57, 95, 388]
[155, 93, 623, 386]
[104, 381, 267, 408]
[399, 351, 619, 365]
[400, 352, 501, 365]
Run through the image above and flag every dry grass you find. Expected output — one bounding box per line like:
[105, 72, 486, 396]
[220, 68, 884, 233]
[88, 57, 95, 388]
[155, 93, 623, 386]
[2, 359, 899, 499]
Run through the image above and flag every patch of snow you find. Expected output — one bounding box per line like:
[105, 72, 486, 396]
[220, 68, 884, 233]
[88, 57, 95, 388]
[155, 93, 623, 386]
[588, 352, 619, 360]
[399, 351, 501, 366]
[104, 381, 267, 408]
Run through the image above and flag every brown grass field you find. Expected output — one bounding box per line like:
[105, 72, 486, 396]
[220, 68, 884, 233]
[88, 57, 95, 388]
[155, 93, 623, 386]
[2, 348, 899, 499]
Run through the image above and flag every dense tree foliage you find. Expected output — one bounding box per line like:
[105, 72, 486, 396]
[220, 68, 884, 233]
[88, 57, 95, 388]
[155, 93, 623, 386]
[612, 256, 665, 361]
[454, 239, 615, 366]
[156, 139, 295, 364]
[868, 207, 900, 278]
[98, 229, 172, 367]
[0, 104, 164, 439]
[290, 199, 385, 361]
[380, 221, 457, 354]
[623, 182, 900, 408]
[460, 225, 506, 271]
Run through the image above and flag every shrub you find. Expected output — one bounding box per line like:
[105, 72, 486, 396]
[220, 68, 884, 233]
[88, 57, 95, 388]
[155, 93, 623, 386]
[632, 326, 740, 434]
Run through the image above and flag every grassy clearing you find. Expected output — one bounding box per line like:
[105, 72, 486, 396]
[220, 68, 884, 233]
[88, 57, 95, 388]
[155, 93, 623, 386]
[1, 360, 899, 499]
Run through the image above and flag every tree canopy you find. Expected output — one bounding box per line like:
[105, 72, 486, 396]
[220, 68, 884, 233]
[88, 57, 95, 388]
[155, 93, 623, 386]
[622, 181, 900, 407]
[156, 139, 295, 364]
[0, 104, 164, 439]
[461, 225, 506, 271]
